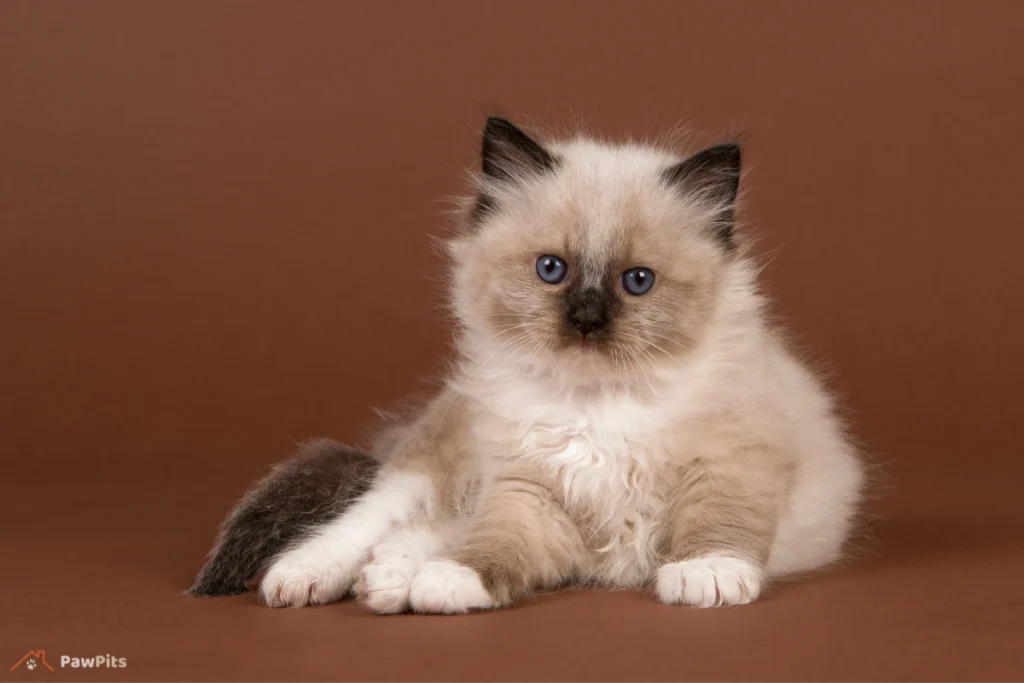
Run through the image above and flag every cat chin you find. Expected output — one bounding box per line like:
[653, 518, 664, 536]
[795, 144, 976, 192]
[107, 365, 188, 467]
[536, 346, 620, 387]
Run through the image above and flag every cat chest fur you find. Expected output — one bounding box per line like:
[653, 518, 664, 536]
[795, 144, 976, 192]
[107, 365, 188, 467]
[478, 394, 674, 586]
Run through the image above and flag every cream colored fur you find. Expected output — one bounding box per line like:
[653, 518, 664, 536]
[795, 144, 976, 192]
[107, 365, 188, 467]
[259, 123, 864, 614]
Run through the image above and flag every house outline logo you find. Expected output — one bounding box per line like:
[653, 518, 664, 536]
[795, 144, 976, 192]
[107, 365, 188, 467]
[10, 650, 55, 672]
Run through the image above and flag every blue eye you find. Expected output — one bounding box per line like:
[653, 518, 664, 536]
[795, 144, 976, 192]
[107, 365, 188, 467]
[536, 255, 568, 284]
[622, 267, 655, 295]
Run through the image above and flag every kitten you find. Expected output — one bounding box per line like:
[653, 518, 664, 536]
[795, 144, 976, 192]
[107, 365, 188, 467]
[194, 117, 864, 613]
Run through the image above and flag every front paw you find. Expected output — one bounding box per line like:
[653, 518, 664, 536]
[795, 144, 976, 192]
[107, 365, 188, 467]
[408, 560, 496, 614]
[259, 550, 355, 608]
[656, 554, 764, 607]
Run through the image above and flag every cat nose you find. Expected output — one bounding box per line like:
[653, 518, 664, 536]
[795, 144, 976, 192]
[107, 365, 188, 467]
[569, 311, 606, 336]
[566, 289, 610, 337]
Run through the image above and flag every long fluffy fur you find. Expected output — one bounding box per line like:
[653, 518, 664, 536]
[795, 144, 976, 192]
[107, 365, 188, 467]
[205, 117, 865, 614]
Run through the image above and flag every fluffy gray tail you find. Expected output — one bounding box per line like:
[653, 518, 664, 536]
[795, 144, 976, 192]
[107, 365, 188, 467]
[187, 438, 379, 597]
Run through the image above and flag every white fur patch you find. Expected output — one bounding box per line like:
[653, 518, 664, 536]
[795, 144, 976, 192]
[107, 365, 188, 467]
[656, 554, 764, 607]
[408, 560, 496, 614]
[355, 550, 417, 614]
[260, 470, 434, 608]
[259, 550, 354, 608]
[473, 386, 671, 586]
[355, 527, 441, 614]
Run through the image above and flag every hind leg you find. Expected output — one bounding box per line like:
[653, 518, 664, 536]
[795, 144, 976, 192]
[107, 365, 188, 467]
[260, 468, 434, 607]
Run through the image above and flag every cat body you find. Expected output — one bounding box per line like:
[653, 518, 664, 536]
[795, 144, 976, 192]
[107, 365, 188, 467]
[205, 118, 863, 613]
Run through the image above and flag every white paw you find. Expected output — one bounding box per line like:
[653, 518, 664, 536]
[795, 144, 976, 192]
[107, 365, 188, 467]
[656, 554, 764, 607]
[259, 548, 357, 608]
[408, 560, 496, 614]
[354, 541, 421, 614]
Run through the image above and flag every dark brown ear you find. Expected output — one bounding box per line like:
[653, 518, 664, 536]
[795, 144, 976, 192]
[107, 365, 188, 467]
[481, 117, 556, 181]
[663, 143, 741, 249]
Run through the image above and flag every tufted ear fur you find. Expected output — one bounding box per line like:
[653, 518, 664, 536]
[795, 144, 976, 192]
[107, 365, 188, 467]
[663, 143, 741, 249]
[472, 117, 558, 225]
[480, 117, 556, 181]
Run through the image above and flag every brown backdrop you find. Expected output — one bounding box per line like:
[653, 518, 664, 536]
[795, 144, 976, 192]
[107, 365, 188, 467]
[1, 1, 1022, 681]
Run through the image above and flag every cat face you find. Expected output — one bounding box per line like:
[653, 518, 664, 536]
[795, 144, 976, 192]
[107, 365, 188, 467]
[449, 118, 742, 388]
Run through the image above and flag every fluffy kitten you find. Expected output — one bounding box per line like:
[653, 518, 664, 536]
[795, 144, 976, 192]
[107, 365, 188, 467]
[199, 117, 864, 613]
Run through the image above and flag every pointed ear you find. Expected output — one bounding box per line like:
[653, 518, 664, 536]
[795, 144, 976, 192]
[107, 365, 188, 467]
[481, 117, 556, 181]
[663, 143, 741, 249]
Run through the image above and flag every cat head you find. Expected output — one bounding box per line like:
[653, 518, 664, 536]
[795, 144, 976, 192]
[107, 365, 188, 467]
[448, 117, 744, 389]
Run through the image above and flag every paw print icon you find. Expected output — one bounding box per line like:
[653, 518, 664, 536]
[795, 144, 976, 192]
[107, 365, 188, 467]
[10, 650, 55, 672]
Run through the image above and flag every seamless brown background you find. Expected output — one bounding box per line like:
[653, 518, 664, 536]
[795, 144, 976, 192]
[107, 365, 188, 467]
[1, 1, 1022, 681]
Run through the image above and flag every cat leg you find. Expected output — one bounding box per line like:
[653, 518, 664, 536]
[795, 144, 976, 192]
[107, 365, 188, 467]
[354, 524, 443, 614]
[656, 452, 790, 608]
[259, 467, 435, 607]
[408, 479, 587, 614]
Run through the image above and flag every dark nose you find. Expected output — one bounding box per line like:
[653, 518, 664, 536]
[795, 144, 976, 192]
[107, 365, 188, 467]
[566, 288, 610, 337]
